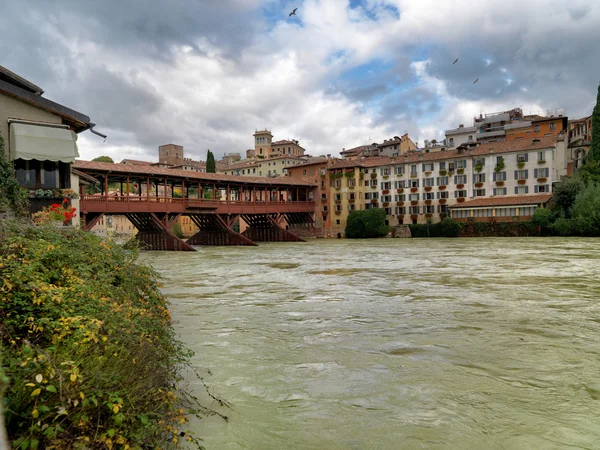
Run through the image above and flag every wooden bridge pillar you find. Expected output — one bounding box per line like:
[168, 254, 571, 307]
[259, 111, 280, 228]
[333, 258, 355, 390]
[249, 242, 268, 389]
[126, 213, 196, 251]
[241, 214, 305, 242]
[187, 214, 257, 246]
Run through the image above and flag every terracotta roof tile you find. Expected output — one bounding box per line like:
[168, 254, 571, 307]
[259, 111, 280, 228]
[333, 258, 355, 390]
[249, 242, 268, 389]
[450, 194, 552, 209]
[73, 160, 316, 187]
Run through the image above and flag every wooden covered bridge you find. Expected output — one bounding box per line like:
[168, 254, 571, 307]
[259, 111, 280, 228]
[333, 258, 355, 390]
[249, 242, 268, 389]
[73, 160, 317, 251]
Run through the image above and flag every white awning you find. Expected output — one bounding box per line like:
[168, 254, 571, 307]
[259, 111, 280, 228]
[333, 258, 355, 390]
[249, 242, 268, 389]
[9, 122, 79, 163]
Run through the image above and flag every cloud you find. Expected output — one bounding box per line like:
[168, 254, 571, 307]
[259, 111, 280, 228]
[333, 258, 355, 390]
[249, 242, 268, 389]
[1, 0, 599, 162]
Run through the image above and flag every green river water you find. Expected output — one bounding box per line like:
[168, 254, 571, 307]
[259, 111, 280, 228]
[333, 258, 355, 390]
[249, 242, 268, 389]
[142, 238, 600, 449]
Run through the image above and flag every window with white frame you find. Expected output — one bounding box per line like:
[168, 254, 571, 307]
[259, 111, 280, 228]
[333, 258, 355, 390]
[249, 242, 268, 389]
[381, 181, 392, 190]
[535, 184, 550, 193]
[473, 189, 486, 197]
[538, 151, 546, 162]
[370, 179, 377, 187]
[382, 195, 392, 202]
[410, 165, 418, 176]
[437, 204, 448, 213]
[395, 180, 407, 189]
[515, 186, 529, 194]
[409, 206, 420, 215]
[395, 166, 404, 175]
[550, 123, 556, 131]
[423, 177, 435, 187]
[534, 125, 540, 132]
[348, 178, 356, 188]
[493, 187, 507, 196]
[515, 170, 529, 180]
[424, 192, 434, 200]
[380, 167, 391, 176]
[395, 206, 406, 215]
[395, 194, 406, 202]
[493, 172, 507, 182]
[422, 163, 434, 172]
[456, 160, 467, 169]
[437, 191, 449, 199]
[534, 168, 549, 178]
[455, 190, 467, 198]
[410, 179, 419, 188]
[439, 162, 446, 171]
[454, 174, 467, 184]
[409, 193, 419, 201]
[437, 176, 449, 186]
[424, 205, 435, 214]
[517, 153, 529, 162]
[473, 173, 486, 183]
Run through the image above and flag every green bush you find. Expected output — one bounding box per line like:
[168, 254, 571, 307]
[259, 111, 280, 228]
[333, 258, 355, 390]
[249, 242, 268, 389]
[572, 182, 600, 236]
[408, 218, 461, 238]
[172, 222, 184, 238]
[439, 217, 462, 237]
[0, 220, 218, 449]
[345, 208, 389, 238]
[0, 134, 28, 215]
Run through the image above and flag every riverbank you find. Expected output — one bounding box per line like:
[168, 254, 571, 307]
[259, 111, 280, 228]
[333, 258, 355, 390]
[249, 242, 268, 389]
[0, 218, 206, 449]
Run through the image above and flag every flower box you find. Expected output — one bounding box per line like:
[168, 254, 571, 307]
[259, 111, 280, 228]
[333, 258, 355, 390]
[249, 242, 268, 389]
[439, 199, 447, 205]
[335, 199, 342, 204]
[438, 185, 446, 190]
[410, 187, 418, 193]
[348, 198, 356, 204]
[425, 213, 433, 218]
[411, 200, 418, 206]
[537, 160, 546, 164]
[371, 199, 378, 204]
[457, 168, 464, 175]
[397, 201, 404, 206]
[383, 175, 389, 179]
[439, 170, 447, 176]
[439, 212, 447, 219]
[425, 200, 432, 205]
[457, 197, 465, 203]
[456, 184, 464, 189]
[397, 215, 405, 219]
[382, 189, 390, 195]
[410, 214, 418, 220]
[518, 179, 527, 185]
[517, 162, 526, 169]
[537, 177, 547, 183]
[495, 181, 504, 187]
[370, 172, 378, 179]
[335, 210, 342, 215]
[424, 186, 432, 192]
[475, 182, 484, 188]
[383, 202, 390, 207]
[410, 173, 418, 179]
[397, 188, 404, 193]
[425, 171, 432, 176]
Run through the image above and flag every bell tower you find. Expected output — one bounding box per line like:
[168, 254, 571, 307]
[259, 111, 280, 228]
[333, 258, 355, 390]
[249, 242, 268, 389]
[253, 129, 272, 158]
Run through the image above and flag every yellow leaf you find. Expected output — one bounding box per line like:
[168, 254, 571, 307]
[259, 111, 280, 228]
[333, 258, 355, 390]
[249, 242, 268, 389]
[25, 382, 36, 387]
[70, 373, 77, 382]
[31, 388, 41, 397]
[112, 405, 120, 414]
[80, 392, 85, 400]
[35, 374, 43, 383]
[32, 409, 39, 418]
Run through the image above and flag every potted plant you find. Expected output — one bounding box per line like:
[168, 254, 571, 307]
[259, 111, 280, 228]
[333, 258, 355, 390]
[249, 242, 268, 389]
[474, 162, 483, 173]
[439, 170, 447, 176]
[440, 212, 447, 219]
[335, 210, 342, 215]
[538, 159, 546, 164]
[370, 172, 378, 179]
[425, 171, 432, 176]
[517, 161, 526, 169]
[425, 213, 433, 218]
[397, 201, 404, 206]
[410, 187, 418, 193]
[383, 202, 390, 207]
[410, 214, 418, 220]
[371, 199, 378, 204]
[457, 168, 464, 175]
[456, 183, 464, 189]
[494, 158, 505, 173]
[32, 199, 77, 226]
[424, 186, 432, 192]
[349, 198, 356, 204]
[439, 199, 447, 204]
[518, 179, 526, 185]
[475, 182, 484, 188]
[495, 181, 505, 187]
[425, 200, 432, 205]
[439, 185, 446, 190]
[537, 177, 547, 183]
[397, 188, 404, 193]
[411, 200, 418, 206]
[382, 189, 390, 195]
[457, 197, 465, 203]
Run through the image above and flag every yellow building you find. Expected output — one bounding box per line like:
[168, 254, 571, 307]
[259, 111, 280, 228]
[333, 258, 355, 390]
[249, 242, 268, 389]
[328, 160, 367, 238]
[222, 155, 306, 177]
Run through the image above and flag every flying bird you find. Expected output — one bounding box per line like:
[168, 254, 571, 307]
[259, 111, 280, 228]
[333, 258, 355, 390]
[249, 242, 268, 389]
[453, 58, 459, 64]
[473, 78, 479, 84]
[289, 8, 298, 17]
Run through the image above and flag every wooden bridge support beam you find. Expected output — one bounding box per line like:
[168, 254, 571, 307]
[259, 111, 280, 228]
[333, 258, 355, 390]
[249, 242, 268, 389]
[187, 214, 257, 246]
[126, 213, 196, 251]
[241, 214, 305, 242]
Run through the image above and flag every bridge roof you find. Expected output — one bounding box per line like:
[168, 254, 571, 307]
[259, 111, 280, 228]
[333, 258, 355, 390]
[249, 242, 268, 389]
[73, 160, 317, 187]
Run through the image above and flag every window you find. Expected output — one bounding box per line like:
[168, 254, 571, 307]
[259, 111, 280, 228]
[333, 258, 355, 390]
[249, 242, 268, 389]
[468, 135, 473, 142]
[538, 151, 545, 161]
[454, 190, 467, 198]
[335, 179, 342, 188]
[493, 187, 507, 196]
[380, 167, 391, 176]
[370, 179, 377, 187]
[438, 204, 448, 214]
[473, 189, 486, 197]
[473, 158, 485, 167]
[348, 179, 356, 188]
[424, 192, 434, 200]
[303, 169, 307, 175]
[439, 162, 446, 171]
[410, 165, 418, 176]
[409, 193, 419, 201]
[514, 170, 529, 180]
[15, 160, 71, 189]
[394, 166, 404, 175]
[534, 125, 540, 132]
[395, 207, 406, 215]
[336, 220, 341, 225]
[517, 153, 528, 162]
[437, 191, 449, 199]
[456, 160, 467, 169]
[381, 182, 392, 190]
[515, 186, 529, 194]
[423, 177, 435, 187]
[409, 206, 420, 215]
[348, 204, 356, 211]
[335, 193, 342, 201]
[449, 138, 454, 145]
[535, 184, 550, 193]
[422, 163, 434, 172]
[493, 172, 507, 182]
[437, 176, 449, 186]
[260, 148, 263, 154]
[410, 179, 419, 188]
[454, 174, 467, 184]
[395, 194, 406, 202]
[473, 173, 486, 183]
[550, 123, 556, 131]
[424, 205, 435, 214]
[395, 180, 407, 189]
[534, 168, 549, 178]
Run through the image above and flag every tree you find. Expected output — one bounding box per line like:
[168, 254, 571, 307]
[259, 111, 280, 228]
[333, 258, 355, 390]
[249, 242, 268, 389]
[171, 222, 184, 238]
[345, 208, 389, 238]
[552, 176, 584, 218]
[92, 156, 114, 163]
[572, 183, 600, 236]
[206, 150, 216, 173]
[590, 84, 600, 161]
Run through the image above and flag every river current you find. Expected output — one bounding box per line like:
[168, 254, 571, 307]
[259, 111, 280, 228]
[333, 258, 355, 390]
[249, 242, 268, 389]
[142, 238, 600, 449]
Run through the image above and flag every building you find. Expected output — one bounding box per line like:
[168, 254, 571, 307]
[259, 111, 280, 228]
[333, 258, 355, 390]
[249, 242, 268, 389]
[221, 155, 306, 177]
[0, 65, 105, 224]
[567, 115, 593, 171]
[328, 136, 569, 234]
[339, 134, 417, 159]
[158, 143, 184, 166]
[286, 156, 332, 236]
[252, 129, 306, 159]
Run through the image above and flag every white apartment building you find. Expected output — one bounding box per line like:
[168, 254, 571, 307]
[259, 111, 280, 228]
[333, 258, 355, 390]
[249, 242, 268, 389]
[363, 136, 566, 225]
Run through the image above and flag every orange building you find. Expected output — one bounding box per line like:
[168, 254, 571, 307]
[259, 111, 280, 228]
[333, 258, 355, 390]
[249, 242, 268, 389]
[505, 116, 568, 141]
[286, 156, 333, 237]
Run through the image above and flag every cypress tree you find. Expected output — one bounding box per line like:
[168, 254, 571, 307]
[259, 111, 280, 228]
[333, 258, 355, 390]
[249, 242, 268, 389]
[591, 84, 600, 161]
[206, 150, 216, 173]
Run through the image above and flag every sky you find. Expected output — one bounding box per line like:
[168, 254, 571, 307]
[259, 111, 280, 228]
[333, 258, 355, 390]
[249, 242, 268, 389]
[1, 0, 599, 162]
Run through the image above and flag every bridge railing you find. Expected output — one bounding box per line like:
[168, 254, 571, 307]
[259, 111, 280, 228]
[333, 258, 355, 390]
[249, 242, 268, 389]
[80, 195, 315, 208]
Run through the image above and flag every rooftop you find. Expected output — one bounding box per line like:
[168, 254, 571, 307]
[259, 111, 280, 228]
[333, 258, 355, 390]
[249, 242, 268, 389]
[450, 194, 552, 209]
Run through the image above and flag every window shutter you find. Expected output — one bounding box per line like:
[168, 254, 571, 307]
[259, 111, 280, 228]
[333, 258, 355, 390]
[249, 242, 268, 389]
[514, 186, 518, 194]
[534, 185, 539, 193]
[525, 170, 528, 179]
[482, 174, 485, 182]
[525, 153, 529, 162]
[493, 172, 497, 181]
[534, 168, 538, 178]
[525, 186, 529, 194]
[514, 170, 518, 180]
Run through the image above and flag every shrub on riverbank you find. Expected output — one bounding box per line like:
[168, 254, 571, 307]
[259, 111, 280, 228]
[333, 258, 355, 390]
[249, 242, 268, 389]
[409, 217, 462, 238]
[0, 219, 208, 449]
[345, 208, 389, 238]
